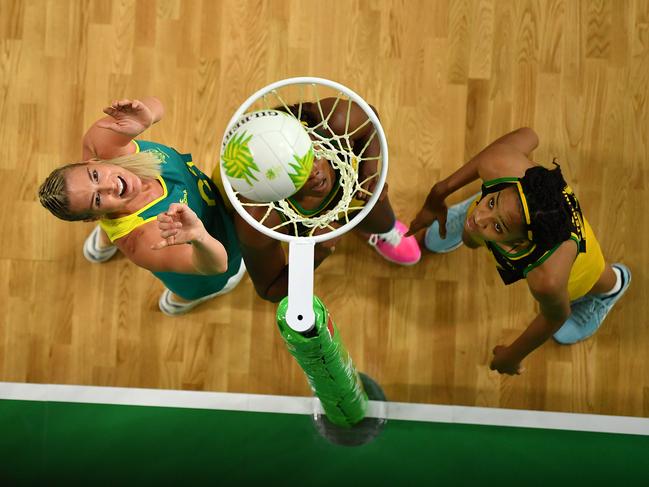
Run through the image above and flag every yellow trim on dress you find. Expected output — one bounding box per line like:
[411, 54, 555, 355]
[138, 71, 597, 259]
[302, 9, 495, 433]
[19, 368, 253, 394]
[470, 195, 604, 300]
[514, 181, 533, 241]
[99, 176, 169, 243]
[466, 196, 535, 259]
[210, 166, 233, 212]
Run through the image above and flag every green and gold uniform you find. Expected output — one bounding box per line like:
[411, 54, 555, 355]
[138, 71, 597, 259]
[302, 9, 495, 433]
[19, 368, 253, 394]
[470, 177, 605, 301]
[99, 140, 242, 300]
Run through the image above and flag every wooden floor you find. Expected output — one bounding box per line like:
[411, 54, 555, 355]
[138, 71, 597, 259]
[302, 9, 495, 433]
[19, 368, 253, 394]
[1, 0, 647, 417]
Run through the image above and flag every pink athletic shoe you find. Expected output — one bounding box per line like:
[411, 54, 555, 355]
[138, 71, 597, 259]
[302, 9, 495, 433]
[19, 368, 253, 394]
[368, 220, 421, 265]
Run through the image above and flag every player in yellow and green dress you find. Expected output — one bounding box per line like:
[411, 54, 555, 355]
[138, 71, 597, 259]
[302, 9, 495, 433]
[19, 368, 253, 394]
[38, 97, 244, 316]
[408, 128, 631, 375]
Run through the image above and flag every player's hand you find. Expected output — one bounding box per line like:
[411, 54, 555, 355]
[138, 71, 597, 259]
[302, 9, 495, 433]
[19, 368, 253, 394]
[355, 173, 379, 201]
[490, 345, 524, 375]
[355, 162, 388, 202]
[406, 197, 448, 237]
[356, 180, 389, 203]
[97, 98, 154, 137]
[152, 203, 207, 250]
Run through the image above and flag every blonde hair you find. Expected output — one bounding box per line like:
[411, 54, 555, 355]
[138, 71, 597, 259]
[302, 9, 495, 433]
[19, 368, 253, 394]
[38, 151, 161, 221]
[105, 151, 162, 180]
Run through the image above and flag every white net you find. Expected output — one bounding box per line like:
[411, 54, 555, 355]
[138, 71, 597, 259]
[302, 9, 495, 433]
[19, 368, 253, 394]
[225, 82, 384, 238]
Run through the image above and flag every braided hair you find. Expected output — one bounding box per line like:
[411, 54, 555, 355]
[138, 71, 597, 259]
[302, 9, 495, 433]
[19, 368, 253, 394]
[518, 162, 575, 249]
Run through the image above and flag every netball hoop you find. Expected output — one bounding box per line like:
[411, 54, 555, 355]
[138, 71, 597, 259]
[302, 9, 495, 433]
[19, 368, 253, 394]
[220, 77, 388, 441]
[219, 77, 389, 333]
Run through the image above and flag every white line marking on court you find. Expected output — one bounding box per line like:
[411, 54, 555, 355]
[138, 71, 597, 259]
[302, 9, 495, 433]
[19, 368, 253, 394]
[1, 381, 648, 436]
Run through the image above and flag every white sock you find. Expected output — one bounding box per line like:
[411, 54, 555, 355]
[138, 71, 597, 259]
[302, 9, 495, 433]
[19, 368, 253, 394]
[375, 221, 397, 239]
[599, 266, 622, 297]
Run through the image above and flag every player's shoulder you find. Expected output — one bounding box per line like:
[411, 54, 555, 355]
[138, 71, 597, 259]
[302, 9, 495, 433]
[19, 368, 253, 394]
[113, 220, 157, 253]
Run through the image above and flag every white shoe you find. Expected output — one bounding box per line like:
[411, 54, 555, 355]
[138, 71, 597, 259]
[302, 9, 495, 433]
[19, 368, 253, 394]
[158, 289, 222, 316]
[83, 226, 118, 263]
[158, 260, 247, 316]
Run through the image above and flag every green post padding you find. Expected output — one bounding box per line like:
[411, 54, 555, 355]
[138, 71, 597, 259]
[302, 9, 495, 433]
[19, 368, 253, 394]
[276, 295, 368, 427]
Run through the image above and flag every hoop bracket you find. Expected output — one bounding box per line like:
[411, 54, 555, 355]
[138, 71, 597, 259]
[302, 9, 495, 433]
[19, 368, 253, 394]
[286, 240, 315, 332]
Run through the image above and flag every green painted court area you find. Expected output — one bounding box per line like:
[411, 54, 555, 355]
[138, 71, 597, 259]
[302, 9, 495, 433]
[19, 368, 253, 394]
[1, 398, 648, 486]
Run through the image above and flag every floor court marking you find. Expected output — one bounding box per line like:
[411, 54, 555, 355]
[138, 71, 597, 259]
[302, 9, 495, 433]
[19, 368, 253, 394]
[1, 381, 648, 436]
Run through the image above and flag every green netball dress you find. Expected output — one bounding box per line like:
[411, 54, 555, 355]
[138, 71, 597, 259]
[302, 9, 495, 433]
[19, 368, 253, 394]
[99, 140, 242, 300]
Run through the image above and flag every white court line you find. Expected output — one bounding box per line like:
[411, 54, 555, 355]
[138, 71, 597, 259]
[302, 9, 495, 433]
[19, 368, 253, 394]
[1, 381, 648, 436]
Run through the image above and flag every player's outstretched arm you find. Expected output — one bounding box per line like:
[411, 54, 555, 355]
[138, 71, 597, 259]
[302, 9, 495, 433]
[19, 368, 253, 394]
[407, 127, 538, 237]
[322, 98, 382, 200]
[490, 241, 574, 375]
[82, 96, 164, 160]
[115, 203, 228, 275]
[151, 203, 228, 274]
